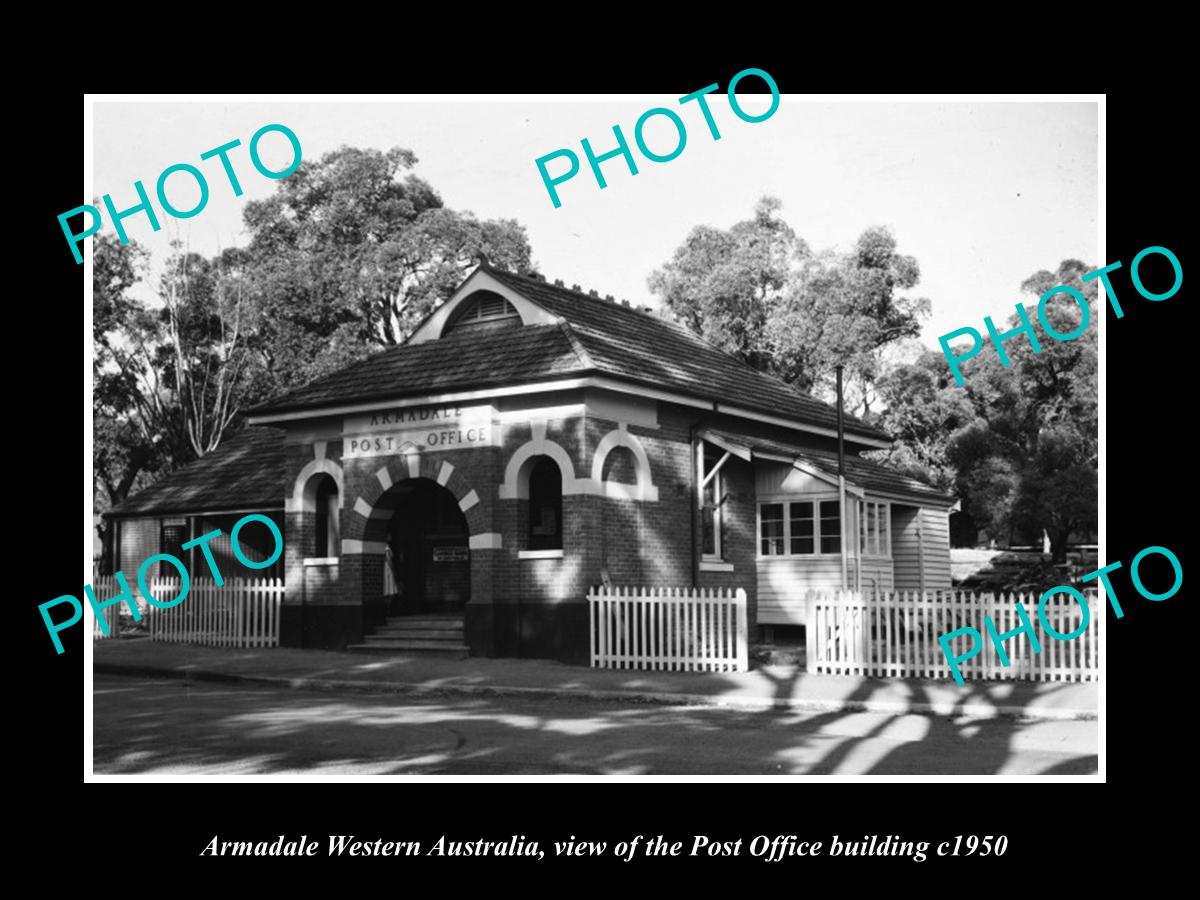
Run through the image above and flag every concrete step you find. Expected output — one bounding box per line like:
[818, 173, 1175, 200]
[372, 627, 464, 640]
[347, 639, 469, 657]
[377, 618, 464, 629]
[381, 619, 463, 628]
[363, 638, 469, 650]
[351, 615, 468, 655]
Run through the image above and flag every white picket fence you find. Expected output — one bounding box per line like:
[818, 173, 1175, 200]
[91, 601, 121, 640]
[588, 586, 748, 672]
[806, 590, 1100, 683]
[89, 575, 283, 648]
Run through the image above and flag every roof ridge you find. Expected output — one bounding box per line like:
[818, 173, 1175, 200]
[248, 263, 887, 442]
[555, 318, 596, 370]
[494, 265, 663, 319]
[491, 268, 834, 395]
[491, 268, 877, 429]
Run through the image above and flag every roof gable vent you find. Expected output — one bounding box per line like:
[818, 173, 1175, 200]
[445, 290, 521, 335]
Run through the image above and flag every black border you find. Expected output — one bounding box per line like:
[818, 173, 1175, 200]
[24, 66, 1187, 880]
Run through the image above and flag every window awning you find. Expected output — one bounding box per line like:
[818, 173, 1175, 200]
[698, 429, 753, 462]
[696, 428, 957, 508]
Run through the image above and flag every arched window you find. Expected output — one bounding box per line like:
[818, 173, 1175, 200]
[444, 290, 521, 335]
[528, 456, 563, 551]
[601, 445, 639, 485]
[313, 474, 340, 558]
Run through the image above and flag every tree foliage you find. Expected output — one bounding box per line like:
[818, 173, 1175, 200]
[648, 197, 803, 372]
[93, 235, 258, 524]
[648, 197, 929, 415]
[240, 146, 533, 394]
[93, 235, 160, 569]
[768, 226, 930, 414]
[153, 243, 256, 457]
[871, 348, 974, 491]
[94, 235, 160, 510]
[93, 145, 538, 547]
[874, 260, 1098, 559]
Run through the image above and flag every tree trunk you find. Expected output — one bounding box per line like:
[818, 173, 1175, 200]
[97, 519, 115, 575]
[1050, 528, 1072, 564]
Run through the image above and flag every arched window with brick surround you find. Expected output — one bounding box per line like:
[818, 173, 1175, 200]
[527, 456, 563, 551]
[312, 473, 340, 558]
[601, 445, 639, 486]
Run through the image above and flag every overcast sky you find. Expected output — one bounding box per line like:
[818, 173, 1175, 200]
[92, 97, 1098, 347]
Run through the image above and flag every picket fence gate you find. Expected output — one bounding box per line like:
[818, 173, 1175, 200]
[806, 589, 1100, 683]
[89, 575, 283, 648]
[588, 586, 748, 673]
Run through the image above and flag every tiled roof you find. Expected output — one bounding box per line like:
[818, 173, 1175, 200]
[105, 427, 286, 517]
[703, 428, 956, 506]
[252, 320, 584, 413]
[795, 448, 956, 506]
[485, 268, 888, 442]
[251, 264, 889, 444]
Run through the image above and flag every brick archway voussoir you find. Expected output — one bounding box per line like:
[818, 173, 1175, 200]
[464, 504, 486, 536]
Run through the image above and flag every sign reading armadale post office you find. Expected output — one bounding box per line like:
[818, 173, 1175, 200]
[343, 404, 496, 458]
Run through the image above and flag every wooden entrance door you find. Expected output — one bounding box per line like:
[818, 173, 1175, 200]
[386, 478, 470, 615]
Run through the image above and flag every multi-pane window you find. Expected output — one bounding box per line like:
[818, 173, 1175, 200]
[820, 500, 841, 554]
[160, 522, 188, 576]
[760, 503, 785, 555]
[701, 442, 725, 559]
[789, 501, 814, 555]
[758, 499, 842, 557]
[859, 500, 890, 557]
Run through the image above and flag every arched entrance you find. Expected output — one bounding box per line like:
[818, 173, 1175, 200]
[383, 478, 471, 616]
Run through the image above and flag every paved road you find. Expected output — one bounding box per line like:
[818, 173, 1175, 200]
[92, 674, 1097, 775]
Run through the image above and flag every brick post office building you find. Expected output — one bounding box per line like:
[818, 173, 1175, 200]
[105, 263, 956, 663]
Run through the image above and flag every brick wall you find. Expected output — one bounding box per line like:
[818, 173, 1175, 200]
[448, 402, 769, 656]
[601, 446, 638, 483]
[281, 441, 353, 647]
[276, 392, 888, 656]
[116, 392, 886, 657]
[338, 439, 501, 636]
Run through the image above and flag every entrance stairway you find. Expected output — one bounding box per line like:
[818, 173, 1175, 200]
[347, 614, 468, 657]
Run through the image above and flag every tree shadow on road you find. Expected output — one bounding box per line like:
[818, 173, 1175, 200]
[92, 671, 1097, 776]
